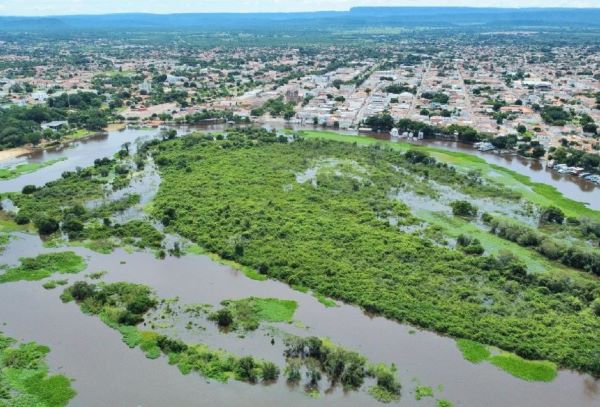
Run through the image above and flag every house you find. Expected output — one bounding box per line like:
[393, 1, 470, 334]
[41, 120, 68, 131]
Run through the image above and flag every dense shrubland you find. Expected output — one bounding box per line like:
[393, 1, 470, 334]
[486, 214, 600, 276]
[3, 155, 164, 252]
[147, 128, 600, 376]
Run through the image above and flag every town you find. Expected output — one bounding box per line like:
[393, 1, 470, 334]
[1, 33, 599, 182]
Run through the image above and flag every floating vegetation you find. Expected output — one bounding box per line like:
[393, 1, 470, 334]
[0, 252, 86, 284]
[456, 339, 490, 363]
[456, 339, 557, 382]
[42, 279, 69, 290]
[489, 353, 558, 382]
[208, 297, 298, 331]
[0, 332, 76, 406]
[62, 281, 402, 403]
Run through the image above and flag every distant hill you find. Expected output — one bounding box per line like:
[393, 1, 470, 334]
[0, 7, 599, 32]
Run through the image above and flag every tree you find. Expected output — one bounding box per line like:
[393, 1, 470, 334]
[236, 356, 258, 383]
[450, 200, 478, 218]
[261, 361, 280, 381]
[212, 308, 233, 327]
[531, 145, 546, 158]
[70, 281, 96, 301]
[35, 218, 59, 235]
[540, 206, 564, 225]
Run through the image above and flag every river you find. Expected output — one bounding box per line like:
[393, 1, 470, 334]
[0, 125, 599, 406]
[1, 124, 597, 210]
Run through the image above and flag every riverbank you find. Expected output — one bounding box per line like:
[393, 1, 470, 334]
[0, 146, 31, 162]
[299, 130, 600, 219]
[0, 123, 127, 164]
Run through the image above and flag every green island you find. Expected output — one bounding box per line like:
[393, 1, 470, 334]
[0, 252, 86, 284]
[0, 158, 67, 180]
[140, 128, 600, 377]
[0, 332, 76, 406]
[61, 281, 402, 402]
[209, 297, 298, 331]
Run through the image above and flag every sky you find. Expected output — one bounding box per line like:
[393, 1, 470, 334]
[0, 0, 599, 16]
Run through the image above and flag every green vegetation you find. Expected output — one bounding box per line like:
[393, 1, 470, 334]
[490, 354, 558, 382]
[251, 96, 296, 120]
[62, 281, 398, 402]
[456, 339, 558, 382]
[299, 130, 600, 222]
[456, 339, 490, 363]
[0, 332, 76, 406]
[0, 92, 112, 149]
[0, 233, 9, 253]
[284, 336, 401, 400]
[0, 252, 86, 283]
[0, 158, 66, 180]
[148, 128, 600, 377]
[314, 293, 337, 308]
[3, 155, 164, 252]
[42, 279, 68, 290]
[62, 281, 279, 383]
[209, 297, 298, 331]
[415, 385, 434, 400]
[541, 106, 572, 126]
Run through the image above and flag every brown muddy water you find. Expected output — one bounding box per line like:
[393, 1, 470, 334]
[369, 133, 599, 210]
[1, 233, 599, 407]
[1, 125, 600, 406]
[2, 125, 598, 211]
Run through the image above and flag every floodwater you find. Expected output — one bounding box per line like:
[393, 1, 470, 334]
[1, 233, 599, 407]
[369, 133, 599, 210]
[1, 125, 598, 210]
[1, 125, 600, 406]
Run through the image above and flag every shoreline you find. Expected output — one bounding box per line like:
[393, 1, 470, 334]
[0, 147, 32, 163]
[0, 123, 127, 164]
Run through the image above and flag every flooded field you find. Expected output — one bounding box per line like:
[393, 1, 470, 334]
[1, 126, 600, 406]
[1, 233, 599, 407]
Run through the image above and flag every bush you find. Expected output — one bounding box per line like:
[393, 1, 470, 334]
[211, 308, 233, 327]
[540, 206, 564, 225]
[450, 200, 478, 217]
[70, 281, 96, 301]
[261, 361, 280, 381]
[35, 218, 59, 235]
[21, 185, 37, 194]
[14, 214, 30, 225]
[592, 299, 600, 317]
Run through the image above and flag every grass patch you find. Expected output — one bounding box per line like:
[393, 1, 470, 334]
[457, 339, 557, 382]
[210, 297, 298, 331]
[314, 293, 338, 307]
[0, 252, 86, 283]
[0, 233, 9, 252]
[489, 353, 558, 382]
[456, 339, 491, 363]
[0, 158, 66, 180]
